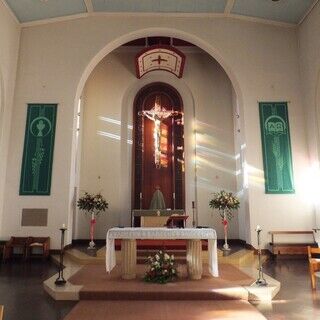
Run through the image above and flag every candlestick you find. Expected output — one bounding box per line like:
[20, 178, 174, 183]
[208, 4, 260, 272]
[55, 226, 67, 286]
[192, 201, 196, 227]
[139, 192, 143, 210]
[254, 225, 267, 286]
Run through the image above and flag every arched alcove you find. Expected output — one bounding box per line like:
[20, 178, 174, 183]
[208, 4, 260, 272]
[71, 29, 248, 241]
[132, 82, 185, 212]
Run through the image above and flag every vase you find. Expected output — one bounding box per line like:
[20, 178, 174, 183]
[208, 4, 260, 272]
[222, 210, 230, 251]
[88, 212, 96, 250]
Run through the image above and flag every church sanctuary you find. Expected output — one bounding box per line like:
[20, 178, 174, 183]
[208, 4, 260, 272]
[1, 0, 320, 319]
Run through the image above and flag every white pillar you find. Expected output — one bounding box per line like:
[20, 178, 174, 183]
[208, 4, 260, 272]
[121, 239, 137, 279]
[187, 239, 202, 280]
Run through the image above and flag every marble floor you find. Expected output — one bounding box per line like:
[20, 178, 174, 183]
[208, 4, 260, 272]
[0, 255, 320, 319]
[0, 259, 76, 320]
[255, 258, 320, 320]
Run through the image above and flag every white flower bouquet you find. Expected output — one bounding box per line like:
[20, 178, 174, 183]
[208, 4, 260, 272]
[209, 190, 240, 221]
[144, 250, 177, 284]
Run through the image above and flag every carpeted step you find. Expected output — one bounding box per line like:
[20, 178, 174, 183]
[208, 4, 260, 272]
[137, 249, 186, 264]
[68, 264, 253, 301]
[63, 300, 267, 320]
[80, 287, 248, 300]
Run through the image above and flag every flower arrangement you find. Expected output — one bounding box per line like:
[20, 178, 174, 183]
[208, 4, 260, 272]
[77, 192, 108, 249]
[209, 190, 240, 221]
[144, 250, 177, 284]
[77, 192, 108, 215]
[209, 190, 240, 251]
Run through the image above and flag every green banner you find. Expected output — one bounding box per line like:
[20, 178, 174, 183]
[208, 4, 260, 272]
[19, 104, 57, 195]
[259, 102, 295, 194]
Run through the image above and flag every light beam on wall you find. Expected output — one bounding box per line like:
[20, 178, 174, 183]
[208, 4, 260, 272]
[97, 130, 132, 145]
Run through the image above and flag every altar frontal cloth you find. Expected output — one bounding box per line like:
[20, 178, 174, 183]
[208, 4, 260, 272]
[106, 227, 218, 277]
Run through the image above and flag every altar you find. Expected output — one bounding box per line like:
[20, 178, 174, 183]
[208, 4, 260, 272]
[106, 227, 218, 280]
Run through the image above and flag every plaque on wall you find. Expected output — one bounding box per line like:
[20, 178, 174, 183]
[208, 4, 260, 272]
[259, 102, 295, 194]
[19, 104, 57, 195]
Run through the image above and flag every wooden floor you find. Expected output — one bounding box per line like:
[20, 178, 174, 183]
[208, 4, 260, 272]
[68, 263, 254, 300]
[63, 300, 267, 320]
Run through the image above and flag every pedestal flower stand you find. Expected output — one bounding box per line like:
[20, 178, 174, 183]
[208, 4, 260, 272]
[209, 190, 240, 252]
[222, 210, 230, 251]
[77, 192, 108, 251]
[88, 212, 96, 250]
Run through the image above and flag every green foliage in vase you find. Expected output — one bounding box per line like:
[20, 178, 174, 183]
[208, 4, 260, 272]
[209, 190, 240, 220]
[77, 192, 108, 216]
[144, 250, 177, 284]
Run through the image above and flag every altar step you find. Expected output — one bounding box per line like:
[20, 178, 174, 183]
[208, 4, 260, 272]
[64, 245, 259, 267]
[47, 253, 280, 302]
[64, 247, 188, 265]
[68, 264, 253, 301]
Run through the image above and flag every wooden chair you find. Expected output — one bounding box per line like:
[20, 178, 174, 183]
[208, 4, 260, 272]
[0, 305, 3, 320]
[307, 246, 320, 289]
[26, 237, 50, 259]
[3, 237, 29, 261]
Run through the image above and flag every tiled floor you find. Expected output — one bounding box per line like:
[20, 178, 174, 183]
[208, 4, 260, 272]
[0, 259, 76, 320]
[254, 258, 320, 320]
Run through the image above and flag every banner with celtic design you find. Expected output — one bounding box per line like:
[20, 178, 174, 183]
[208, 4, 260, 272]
[19, 104, 57, 195]
[259, 102, 295, 194]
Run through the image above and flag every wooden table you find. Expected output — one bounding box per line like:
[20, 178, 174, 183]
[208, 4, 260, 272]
[106, 227, 218, 280]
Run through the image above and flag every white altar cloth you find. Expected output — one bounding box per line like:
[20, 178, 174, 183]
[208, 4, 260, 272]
[106, 227, 219, 277]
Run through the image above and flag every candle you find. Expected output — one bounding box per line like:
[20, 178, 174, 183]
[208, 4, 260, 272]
[256, 225, 262, 232]
[173, 192, 175, 199]
[62, 223, 66, 229]
[139, 192, 142, 199]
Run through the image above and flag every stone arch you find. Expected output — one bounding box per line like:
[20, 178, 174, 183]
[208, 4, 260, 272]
[71, 27, 248, 239]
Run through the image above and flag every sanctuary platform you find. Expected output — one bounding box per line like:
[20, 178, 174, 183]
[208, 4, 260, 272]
[45, 239, 280, 306]
[58, 262, 272, 320]
[68, 264, 252, 300]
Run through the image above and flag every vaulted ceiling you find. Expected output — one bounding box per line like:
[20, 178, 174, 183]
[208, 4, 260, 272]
[3, 0, 317, 25]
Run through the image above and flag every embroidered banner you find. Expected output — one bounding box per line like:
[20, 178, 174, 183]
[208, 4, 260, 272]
[259, 102, 295, 194]
[19, 104, 57, 195]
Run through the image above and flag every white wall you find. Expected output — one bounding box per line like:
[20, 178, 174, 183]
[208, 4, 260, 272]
[2, 15, 313, 248]
[0, 1, 20, 239]
[298, 2, 320, 226]
[76, 48, 237, 240]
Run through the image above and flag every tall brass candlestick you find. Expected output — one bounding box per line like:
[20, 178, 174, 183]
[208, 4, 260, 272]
[55, 226, 67, 286]
[255, 225, 267, 286]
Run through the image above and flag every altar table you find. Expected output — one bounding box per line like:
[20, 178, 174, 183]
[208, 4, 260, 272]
[106, 227, 218, 280]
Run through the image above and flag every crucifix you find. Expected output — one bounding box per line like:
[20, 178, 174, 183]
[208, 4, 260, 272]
[152, 55, 168, 65]
[139, 96, 175, 169]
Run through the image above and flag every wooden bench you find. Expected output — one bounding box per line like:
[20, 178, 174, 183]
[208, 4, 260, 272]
[269, 231, 315, 255]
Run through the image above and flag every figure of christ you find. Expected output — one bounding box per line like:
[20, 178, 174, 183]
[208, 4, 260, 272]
[139, 96, 177, 168]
